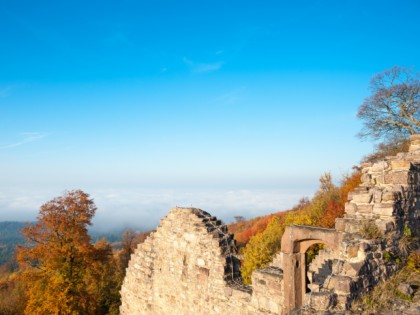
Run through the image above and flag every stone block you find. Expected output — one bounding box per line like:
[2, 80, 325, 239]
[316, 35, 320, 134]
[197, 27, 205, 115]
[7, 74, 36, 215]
[375, 219, 395, 233]
[356, 204, 373, 213]
[335, 218, 346, 232]
[347, 244, 359, 258]
[397, 283, 414, 298]
[361, 162, 373, 169]
[373, 204, 394, 216]
[335, 295, 350, 311]
[370, 161, 389, 172]
[326, 276, 353, 294]
[381, 191, 395, 202]
[409, 144, 420, 152]
[345, 202, 357, 215]
[385, 171, 409, 184]
[360, 173, 371, 184]
[391, 160, 411, 170]
[308, 282, 320, 292]
[343, 262, 363, 277]
[344, 219, 364, 234]
[308, 292, 335, 311]
[352, 192, 373, 204]
[372, 191, 382, 204]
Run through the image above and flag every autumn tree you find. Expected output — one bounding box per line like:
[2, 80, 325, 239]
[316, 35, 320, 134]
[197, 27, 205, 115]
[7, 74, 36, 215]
[357, 66, 420, 143]
[17, 190, 98, 315]
[86, 238, 122, 315]
[240, 216, 285, 284]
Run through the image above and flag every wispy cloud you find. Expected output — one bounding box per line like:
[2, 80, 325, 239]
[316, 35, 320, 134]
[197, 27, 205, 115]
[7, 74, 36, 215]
[210, 87, 246, 105]
[0, 132, 47, 149]
[183, 57, 224, 74]
[0, 86, 13, 98]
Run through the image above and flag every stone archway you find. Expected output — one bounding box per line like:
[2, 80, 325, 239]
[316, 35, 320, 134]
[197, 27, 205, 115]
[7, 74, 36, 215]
[280, 225, 342, 313]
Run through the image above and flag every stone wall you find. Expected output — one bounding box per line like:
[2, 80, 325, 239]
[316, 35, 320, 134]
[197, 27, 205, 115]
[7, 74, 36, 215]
[120, 135, 420, 314]
[337, 134, 420, 235]
[288, 134, 420, 312]
[120, 208, 285, 315]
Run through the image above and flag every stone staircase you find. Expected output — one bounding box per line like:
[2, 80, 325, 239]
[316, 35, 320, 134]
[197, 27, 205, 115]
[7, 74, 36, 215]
[301, 248, 338, 311]
[307, 248, 335, 293]
[301, 135, 420, 312]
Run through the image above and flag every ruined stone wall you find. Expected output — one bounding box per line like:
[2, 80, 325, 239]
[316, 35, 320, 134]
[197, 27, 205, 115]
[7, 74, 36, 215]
[266, 135, 420, 313]
[120, 135, 420, 314]
[298, 134, 420, 312]
[120, 208, 285, 315]
[322, 134, 420, 310]
[338, 134, 420, 235]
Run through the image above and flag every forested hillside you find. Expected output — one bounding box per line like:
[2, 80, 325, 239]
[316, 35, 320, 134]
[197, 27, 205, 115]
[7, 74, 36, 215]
[0, 221, 26, 265]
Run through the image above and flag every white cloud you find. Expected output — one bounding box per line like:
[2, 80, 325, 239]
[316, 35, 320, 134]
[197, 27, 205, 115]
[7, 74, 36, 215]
[183, 57, 224, 74]
[0, 132, 47, 149]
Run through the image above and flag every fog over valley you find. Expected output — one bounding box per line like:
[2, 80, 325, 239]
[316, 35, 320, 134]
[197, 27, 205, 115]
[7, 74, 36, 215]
[0, 181, 318, 232]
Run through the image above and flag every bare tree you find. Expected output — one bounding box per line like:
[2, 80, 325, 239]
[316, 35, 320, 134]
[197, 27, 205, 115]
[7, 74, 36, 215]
[357, 66, 420, 143]
[234, 216, 245, 223]
[120, 229, 137, 271]
[319, 172, 335, 192]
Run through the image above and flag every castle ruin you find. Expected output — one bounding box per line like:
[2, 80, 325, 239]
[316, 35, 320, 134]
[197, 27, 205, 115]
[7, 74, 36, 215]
[120, 135, 420, 314]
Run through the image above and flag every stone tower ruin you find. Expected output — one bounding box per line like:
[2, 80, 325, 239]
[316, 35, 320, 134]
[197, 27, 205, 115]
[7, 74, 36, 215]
[120, 135, 420, 314]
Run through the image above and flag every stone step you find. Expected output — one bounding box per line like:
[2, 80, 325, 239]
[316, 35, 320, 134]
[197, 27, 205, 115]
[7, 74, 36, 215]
[308, 282, 320, 292]
[304, 292, 336, 311]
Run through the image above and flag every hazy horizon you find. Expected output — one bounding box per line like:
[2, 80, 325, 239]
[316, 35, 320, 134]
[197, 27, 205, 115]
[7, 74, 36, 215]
[0, 179, 319, 232]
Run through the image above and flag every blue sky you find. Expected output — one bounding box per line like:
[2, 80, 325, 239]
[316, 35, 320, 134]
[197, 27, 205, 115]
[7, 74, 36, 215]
[1, 0, 419, 230]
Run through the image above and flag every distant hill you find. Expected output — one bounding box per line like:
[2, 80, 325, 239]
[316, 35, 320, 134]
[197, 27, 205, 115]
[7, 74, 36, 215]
[0, 221, 26, 265]
[0, 221, 134, 265]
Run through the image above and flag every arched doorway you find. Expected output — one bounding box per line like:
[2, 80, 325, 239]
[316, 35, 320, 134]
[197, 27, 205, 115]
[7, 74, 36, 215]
[281, 225, 341, 313]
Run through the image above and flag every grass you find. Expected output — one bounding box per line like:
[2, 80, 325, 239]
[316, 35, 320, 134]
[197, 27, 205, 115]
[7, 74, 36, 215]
[359, 221, 382, 240]
[351, 251, 420, 314]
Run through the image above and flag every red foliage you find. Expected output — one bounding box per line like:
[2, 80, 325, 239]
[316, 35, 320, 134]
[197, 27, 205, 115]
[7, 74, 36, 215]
[229, 212, 288, 247]
[340, 172, 362, 205]
[317, 200, 344, 228]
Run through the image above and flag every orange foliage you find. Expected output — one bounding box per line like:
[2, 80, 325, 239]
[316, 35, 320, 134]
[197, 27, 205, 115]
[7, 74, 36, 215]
[229, 212, 287, 247]
[316, 171, 361, 228]
[317, 171, 361, 228]
[17, 190, 99, 314]
[340, 171, 362, 205]
[317, 200, 344, 228]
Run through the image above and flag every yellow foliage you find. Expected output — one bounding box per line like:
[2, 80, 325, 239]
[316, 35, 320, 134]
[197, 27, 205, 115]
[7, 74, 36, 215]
[284, 210, 312, 226]
[240, 216, 285, 284]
